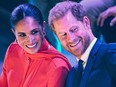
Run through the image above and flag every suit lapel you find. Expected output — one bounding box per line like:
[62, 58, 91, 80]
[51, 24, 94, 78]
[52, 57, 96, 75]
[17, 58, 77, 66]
[79, 40, 102, 87]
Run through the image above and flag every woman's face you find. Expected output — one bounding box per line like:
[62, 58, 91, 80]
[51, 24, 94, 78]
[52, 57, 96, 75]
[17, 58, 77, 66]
[13, 17, 45, 54]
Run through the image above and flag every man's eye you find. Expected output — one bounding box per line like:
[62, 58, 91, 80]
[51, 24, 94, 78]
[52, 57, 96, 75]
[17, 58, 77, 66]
[73, 28, 78, 31]
[31, 30, 39, 35]
[62, 33, 67, 36]
[60, 33, 67, 37]
[19, 33, 26, 37]
[71, 27, 79, 32]
[60, 33, 67, 39]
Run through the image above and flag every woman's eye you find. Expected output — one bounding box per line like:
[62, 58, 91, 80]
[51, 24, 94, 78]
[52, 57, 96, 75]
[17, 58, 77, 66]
[19, 33, 26, 37]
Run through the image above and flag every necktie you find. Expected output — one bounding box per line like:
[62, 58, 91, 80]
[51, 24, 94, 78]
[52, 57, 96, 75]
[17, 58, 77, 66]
[74, 59, 83, 87]
[78, 59, 83, 76]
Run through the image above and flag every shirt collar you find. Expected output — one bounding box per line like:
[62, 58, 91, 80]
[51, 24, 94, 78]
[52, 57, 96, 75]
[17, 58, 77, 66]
[76, 38, 97, 67]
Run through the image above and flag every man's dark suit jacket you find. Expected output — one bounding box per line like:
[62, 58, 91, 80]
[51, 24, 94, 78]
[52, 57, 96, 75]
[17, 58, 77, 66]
[65, 40, 116, 87]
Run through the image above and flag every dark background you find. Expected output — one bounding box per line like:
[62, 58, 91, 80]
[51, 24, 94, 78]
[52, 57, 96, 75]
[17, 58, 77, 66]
[0, 0, 28, 61]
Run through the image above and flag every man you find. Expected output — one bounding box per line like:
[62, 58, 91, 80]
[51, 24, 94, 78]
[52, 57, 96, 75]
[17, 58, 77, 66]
[48, 1, 116, 87]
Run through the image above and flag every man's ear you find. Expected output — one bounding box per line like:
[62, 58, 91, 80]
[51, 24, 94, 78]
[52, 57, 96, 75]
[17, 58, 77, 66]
[83, 16, 91, 29]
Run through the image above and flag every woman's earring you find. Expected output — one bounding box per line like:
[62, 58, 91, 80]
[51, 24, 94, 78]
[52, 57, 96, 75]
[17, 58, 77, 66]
[15, 39, 18, 43]
[43, 32, 46, 36]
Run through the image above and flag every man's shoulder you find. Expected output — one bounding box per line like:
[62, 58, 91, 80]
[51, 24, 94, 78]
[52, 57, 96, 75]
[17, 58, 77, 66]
[91, 41, 116, 56]
[107, 43, 116, 50]
[95, 39, 116, 50]
[106, 43, 116, 54]
[99, 43, 116, 54]
[101, 43, 116, 50]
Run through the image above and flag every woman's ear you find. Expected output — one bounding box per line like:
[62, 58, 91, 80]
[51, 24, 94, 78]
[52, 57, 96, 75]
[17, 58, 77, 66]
[11, 28, 17, 42]
[43, 21, 46, 30]
[11, 28, 15, 35]
[43, 21, 46, 36]
[43, 31, 46, 37]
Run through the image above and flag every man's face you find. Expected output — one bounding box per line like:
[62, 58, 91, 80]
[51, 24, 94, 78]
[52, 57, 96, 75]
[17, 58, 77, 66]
[53, 11, 93, 58]
[14, 17, 45, 54]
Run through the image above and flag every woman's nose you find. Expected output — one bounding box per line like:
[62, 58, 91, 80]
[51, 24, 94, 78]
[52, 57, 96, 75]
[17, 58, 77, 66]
[27, 35, 34, 43]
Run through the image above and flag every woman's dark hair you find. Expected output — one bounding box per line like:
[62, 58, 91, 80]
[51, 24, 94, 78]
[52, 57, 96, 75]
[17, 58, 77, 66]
[10, 3, 43, 29]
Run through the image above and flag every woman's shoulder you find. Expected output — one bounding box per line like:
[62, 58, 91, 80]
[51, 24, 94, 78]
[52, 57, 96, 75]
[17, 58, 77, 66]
[50, 56, 71, 69]
[6, 41, 23, 57]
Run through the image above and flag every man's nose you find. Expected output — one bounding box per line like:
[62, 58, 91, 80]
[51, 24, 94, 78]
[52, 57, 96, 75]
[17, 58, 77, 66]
[67, 33, 74, 42]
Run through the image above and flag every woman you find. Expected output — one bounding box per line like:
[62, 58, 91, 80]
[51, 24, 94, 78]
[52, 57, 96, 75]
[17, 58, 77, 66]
[0, 4, 71, 87]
